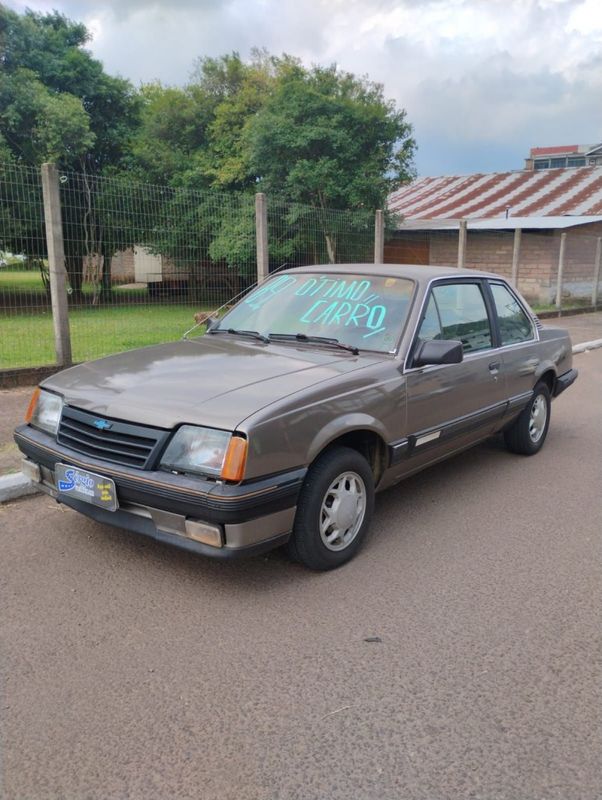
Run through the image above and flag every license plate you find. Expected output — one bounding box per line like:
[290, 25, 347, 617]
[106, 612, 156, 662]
[55, 464, 119, 512]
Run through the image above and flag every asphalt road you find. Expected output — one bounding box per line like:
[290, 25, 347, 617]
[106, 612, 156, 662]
[1, 350, 601, 800]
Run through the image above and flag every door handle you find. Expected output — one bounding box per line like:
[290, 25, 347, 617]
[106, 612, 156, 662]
[488, 361, 501, 373]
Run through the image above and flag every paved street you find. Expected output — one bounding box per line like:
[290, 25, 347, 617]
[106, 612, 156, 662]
[545, 309, 602, 344]
[1, 349, 601, 800]
[0, 386, 30, 475]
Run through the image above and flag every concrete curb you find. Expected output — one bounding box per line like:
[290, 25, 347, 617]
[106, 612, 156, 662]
[571, 338, 602, 354]
[0, 471, 40, 503]
[1, 336, 601, 505]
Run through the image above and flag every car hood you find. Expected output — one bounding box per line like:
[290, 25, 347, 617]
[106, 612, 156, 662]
[43, 337, 385, 430]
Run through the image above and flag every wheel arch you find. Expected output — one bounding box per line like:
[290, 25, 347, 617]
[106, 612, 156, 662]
[536, 366, 557, 395]
[307, 415, 390, 486]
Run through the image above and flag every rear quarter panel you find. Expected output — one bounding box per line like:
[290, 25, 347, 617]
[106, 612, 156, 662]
[501, 325, 572, 408]
[535, 326, 573, 385]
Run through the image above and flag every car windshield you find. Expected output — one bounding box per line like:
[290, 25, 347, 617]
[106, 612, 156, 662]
[214, 272, 415, 353]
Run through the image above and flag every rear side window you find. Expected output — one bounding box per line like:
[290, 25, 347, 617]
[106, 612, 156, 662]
[417, 283, 493, 353]
[490, 283, 534, 345]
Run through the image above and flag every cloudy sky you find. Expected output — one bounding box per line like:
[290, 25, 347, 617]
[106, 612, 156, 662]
[6, 0, 602, 176]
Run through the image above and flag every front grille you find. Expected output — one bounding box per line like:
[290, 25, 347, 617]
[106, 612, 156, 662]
[57, 406, 169, 469]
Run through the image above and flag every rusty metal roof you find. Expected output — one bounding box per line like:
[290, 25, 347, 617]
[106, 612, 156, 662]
[388, 165, 602, 221]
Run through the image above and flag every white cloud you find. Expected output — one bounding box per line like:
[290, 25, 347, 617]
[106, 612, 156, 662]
[5, 0, 602, 175]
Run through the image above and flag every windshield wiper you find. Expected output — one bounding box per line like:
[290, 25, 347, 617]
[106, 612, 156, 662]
[208, 327, 270, 344]
[269, 332, 359, 355]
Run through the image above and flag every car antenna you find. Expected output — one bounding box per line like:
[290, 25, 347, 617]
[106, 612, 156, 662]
[182, 264, 289, 340]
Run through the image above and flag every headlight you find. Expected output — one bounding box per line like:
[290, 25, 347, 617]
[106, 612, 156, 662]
[26, 388, 63, 436]
[160, 425, 248, 481]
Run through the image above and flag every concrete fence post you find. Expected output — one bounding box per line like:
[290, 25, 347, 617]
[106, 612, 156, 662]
[255, 192, 269, 284]
[457, 219, 467, 268]
[374, 209, 385, 264]
[592, 237, 602, 308]
[555, 232, 567, 310]
[41, 163, 72, 367]
[511, 228, 522, 288]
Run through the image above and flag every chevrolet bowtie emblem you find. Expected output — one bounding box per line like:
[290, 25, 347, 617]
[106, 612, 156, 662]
[93, 418, 112, 431]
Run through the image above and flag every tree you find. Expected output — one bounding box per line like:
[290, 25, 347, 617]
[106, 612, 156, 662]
[0, 7, 140, 301]
[0, 68, 95, 164]
[193, 51, 277, 191]
[120, 53, 276, 281]
[248, 62, 415, 262]
[127, 52, 415, 270]
[0, 7, 139, 172]
[124, 83, 212, 187]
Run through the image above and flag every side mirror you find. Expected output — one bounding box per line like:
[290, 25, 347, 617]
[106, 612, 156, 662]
[412, 339, 463, 368]
[205, 316, 219, 331]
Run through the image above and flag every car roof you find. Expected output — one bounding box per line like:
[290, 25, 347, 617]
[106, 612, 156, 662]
[281, 263, 503, 281]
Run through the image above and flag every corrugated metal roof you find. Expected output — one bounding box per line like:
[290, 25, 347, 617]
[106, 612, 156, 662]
[396, 216, 602, 231]
[388, 165, 602, 221]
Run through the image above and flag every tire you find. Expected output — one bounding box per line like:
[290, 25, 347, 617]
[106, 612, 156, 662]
[287, 446, 375, 571]
[503, 381, 551, 455]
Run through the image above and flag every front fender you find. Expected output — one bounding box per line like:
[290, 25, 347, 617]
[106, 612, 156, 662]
[240, 366, 405, 480]
[306, 413, 390, 464]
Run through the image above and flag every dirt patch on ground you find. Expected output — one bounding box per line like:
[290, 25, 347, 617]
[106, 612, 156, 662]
[0, 387, 31, 474]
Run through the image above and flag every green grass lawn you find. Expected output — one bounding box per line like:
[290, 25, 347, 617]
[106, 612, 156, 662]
[0, 268, 211, 369]
[0, 268, 47, 294]
[0, 304, 204, 369]
[0, 268, 148, 299]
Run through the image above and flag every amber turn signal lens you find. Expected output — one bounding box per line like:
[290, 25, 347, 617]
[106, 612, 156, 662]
[220, 436, 248, 482]
[25, 387, 40, 423]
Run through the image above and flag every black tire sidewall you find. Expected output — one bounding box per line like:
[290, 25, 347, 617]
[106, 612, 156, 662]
[290, 447, 375, 570]
[505, 382, 551, 455]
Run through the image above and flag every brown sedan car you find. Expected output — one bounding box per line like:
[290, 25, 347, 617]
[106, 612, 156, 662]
[15, 264, 577, 570]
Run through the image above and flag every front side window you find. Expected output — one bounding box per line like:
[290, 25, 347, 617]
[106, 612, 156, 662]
[417, 283, 493, 353]
[216, 272, 415, 352]
[490, 283, 534, 345]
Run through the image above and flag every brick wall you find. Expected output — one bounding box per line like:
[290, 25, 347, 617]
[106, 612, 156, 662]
[110, 249, 135, 283]
[389, 222, 602, 303]
[556, 223, 602, 299]
[82, 249, 137, 284]
[384, 235, 429, 264]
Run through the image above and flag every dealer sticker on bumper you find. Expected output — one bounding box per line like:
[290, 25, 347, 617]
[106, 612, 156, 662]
[55, 464, 118, 512]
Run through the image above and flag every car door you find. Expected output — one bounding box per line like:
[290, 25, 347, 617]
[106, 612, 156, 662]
[403, 279, 508, 470]
[487, 280, 541, 414]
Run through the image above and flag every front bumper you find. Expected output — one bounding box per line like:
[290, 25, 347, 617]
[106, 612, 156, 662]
[15, 425, 305, 558]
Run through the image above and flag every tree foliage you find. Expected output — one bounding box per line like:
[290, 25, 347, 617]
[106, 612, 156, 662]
[250, 61, 415, 208]
[125, 51, 415, 266]
[0, 7, 139, 171]
[0, 7, 416, 294]
[0, 6, 141, 299]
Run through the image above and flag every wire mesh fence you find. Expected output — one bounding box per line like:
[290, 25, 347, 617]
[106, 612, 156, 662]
[1, 166, 258, 369]
[0, 161, 52, 370]
[0, 163, 381, 370]
[267, 198, 374, 269]
[2, 159, 602, 372]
